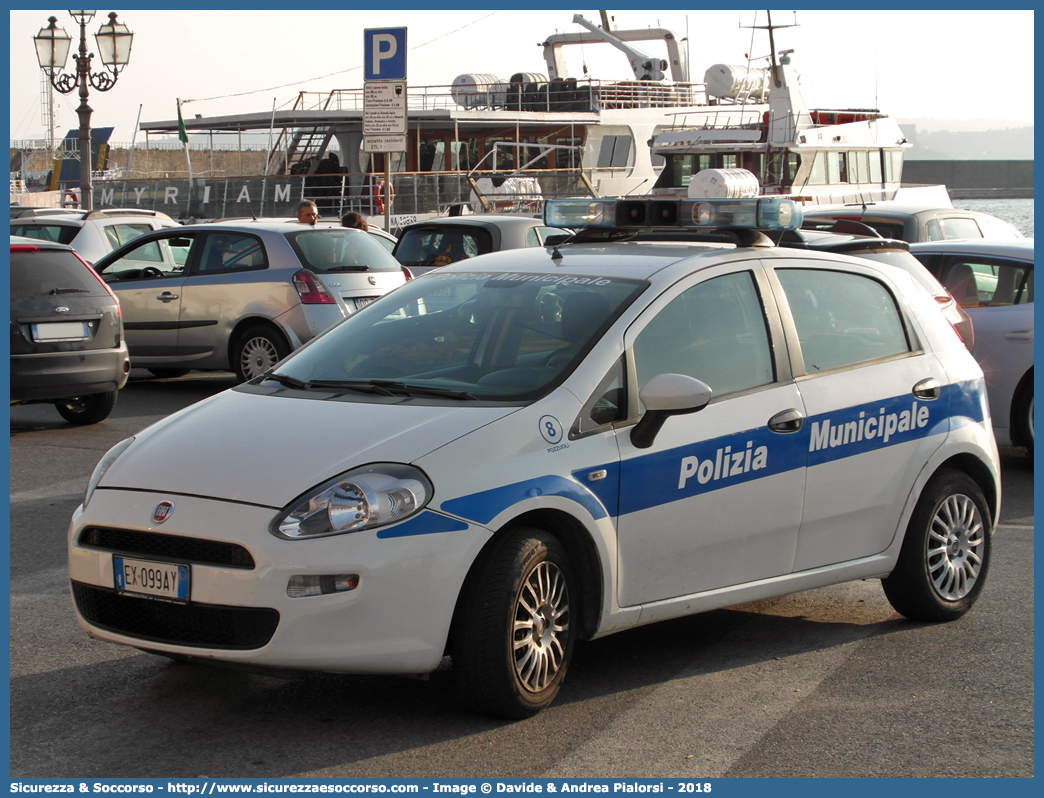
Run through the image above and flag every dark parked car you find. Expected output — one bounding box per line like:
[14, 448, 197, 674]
[800, 204, 1024, 244]
[10, 235, 130, 424]
[392, 214, 568, 276]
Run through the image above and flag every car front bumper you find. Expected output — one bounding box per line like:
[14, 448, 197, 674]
[68, 488, 489, 674]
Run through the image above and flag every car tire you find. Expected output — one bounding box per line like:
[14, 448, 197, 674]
[882, 468, 992, 622]
[147, 368, 190, 379]
[452, 527, 575, 719]
[1013, 382, 1033, 456]
[233, 325, 290, 383]
[54, 391, 118, 425]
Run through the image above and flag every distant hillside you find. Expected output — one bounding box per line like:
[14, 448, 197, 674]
[900, 125, 1034, 160]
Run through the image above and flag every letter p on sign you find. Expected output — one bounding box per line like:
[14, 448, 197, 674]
[365, 27, 407, 81]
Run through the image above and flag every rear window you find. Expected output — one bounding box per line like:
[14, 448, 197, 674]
[802, 217, 906, 241]
[845, 249, 947, 296]
[394, 225, 493, 268]
[10, 249, 107, 301]
[10, 223, 79, 246]
[286, 229, 403, 273]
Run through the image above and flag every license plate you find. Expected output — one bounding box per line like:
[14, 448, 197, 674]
[32, 321, 91, 341]
[354, 296, 377, 311]
[113, 556, 190, 602]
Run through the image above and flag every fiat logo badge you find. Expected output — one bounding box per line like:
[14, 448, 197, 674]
[368, 275, 377, 285]
[152, 501, 174, 524]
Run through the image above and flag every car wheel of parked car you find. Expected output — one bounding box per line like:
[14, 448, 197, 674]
[882, 468, 991, 622]
[452, 528, 575, 719]
[234, 325, 290, 383]
[54, 391, 118, 425]
[1013, 382, 1033, 455]
[147, 368, 190, 379]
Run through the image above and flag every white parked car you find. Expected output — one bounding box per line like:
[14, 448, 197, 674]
[910, 238, 1034, 452]
[10, 208, 177, 264]
[69, 197, 1000, 718]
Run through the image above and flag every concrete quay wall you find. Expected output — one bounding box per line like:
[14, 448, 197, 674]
[903, 160, 1033, 198]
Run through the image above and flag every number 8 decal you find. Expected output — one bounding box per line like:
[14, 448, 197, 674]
[538, 414, 564, 445]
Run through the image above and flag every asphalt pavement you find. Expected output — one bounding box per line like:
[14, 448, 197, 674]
[8, 370, 1035, 778]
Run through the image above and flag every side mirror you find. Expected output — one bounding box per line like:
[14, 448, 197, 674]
[630, 373, 712, 449]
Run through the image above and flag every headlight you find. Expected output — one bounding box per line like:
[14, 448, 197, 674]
[83, 437, 135, 508]
[272, 463, 433, 539]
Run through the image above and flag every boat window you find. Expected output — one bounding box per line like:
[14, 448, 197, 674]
[827, 152, 842, 184]
[883, 150, 904, 182]
[849, 151, 869, 183]
[869, 150, 883, 183]
[807, 152, 827, 185]
[597, 135, 633, 168]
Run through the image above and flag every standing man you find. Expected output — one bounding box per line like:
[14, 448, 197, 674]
[297, 200, 319, 225]
[373, 178, 394, 214]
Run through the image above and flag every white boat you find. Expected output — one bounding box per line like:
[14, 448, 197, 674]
[649, 27, 951, 207]
[125, 14, 770, 222]
[108, 13, 948, 222]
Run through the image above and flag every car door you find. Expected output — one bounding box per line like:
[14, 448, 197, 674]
[176, 231, 274, 361]
[95, 232, 193, 358]
[769, 259, 951, 571]
[923, 250, 1034, 434]
[614, 263, 808, 606]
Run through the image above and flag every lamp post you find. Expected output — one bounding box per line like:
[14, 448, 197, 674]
[34, 10, 134, 211]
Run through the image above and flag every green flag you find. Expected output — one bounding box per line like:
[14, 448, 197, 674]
[177, 100, 188, 144]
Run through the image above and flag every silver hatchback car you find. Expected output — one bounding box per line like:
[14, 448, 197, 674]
[92, 222, 408, 381]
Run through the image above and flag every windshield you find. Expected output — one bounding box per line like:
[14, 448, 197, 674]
[394, 226, 493, 268]
[10, 223, 78, 246]
[270, 270, 646, 402]
[286, 228, 403, 273]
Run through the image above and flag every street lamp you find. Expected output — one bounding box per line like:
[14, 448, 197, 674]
[33, 10, 134, 211]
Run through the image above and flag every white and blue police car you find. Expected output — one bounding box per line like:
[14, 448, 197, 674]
[69, 196, 1000, 718]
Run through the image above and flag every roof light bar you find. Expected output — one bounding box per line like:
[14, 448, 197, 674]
[544, 197, 803, 232]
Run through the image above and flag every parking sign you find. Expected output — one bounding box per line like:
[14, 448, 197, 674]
[364, 28, 407, 81]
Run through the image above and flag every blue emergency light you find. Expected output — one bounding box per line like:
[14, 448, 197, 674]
[544, 197, 803, 232]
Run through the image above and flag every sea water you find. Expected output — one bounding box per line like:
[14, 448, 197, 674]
[951, 198, 1034, 237]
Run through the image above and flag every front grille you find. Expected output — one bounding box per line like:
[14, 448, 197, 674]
[72, 582, 279, 650]
[78, 527, 255, 569]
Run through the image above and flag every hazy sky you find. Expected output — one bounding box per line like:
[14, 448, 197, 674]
[9, 8, 1035, 145]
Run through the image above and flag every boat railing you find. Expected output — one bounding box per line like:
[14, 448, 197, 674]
[292, 80, 711, 114]
[87, 168, 595, 223]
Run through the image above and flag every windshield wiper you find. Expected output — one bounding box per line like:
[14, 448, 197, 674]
[307, 379, 397, 396]
[322, 265, 370, 272]
[371, 381, 478, 400]
[310, 379, 477, 400]
[50, 287, 89, 294]
[264, 372, 310, 390]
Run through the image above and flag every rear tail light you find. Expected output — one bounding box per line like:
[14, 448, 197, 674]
[402, 266, 414, 281]
[292, 269, 338, 304]
[74, 250, 121, 313]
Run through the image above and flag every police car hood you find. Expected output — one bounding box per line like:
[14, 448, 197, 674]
[99, 388, 517, 507]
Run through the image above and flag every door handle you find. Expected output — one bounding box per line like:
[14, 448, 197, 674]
[156, 292, 179, 302]
[1004, 329, 1033, 342]
[768, 408, 804, 433]
[912, 377, 941, 400]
